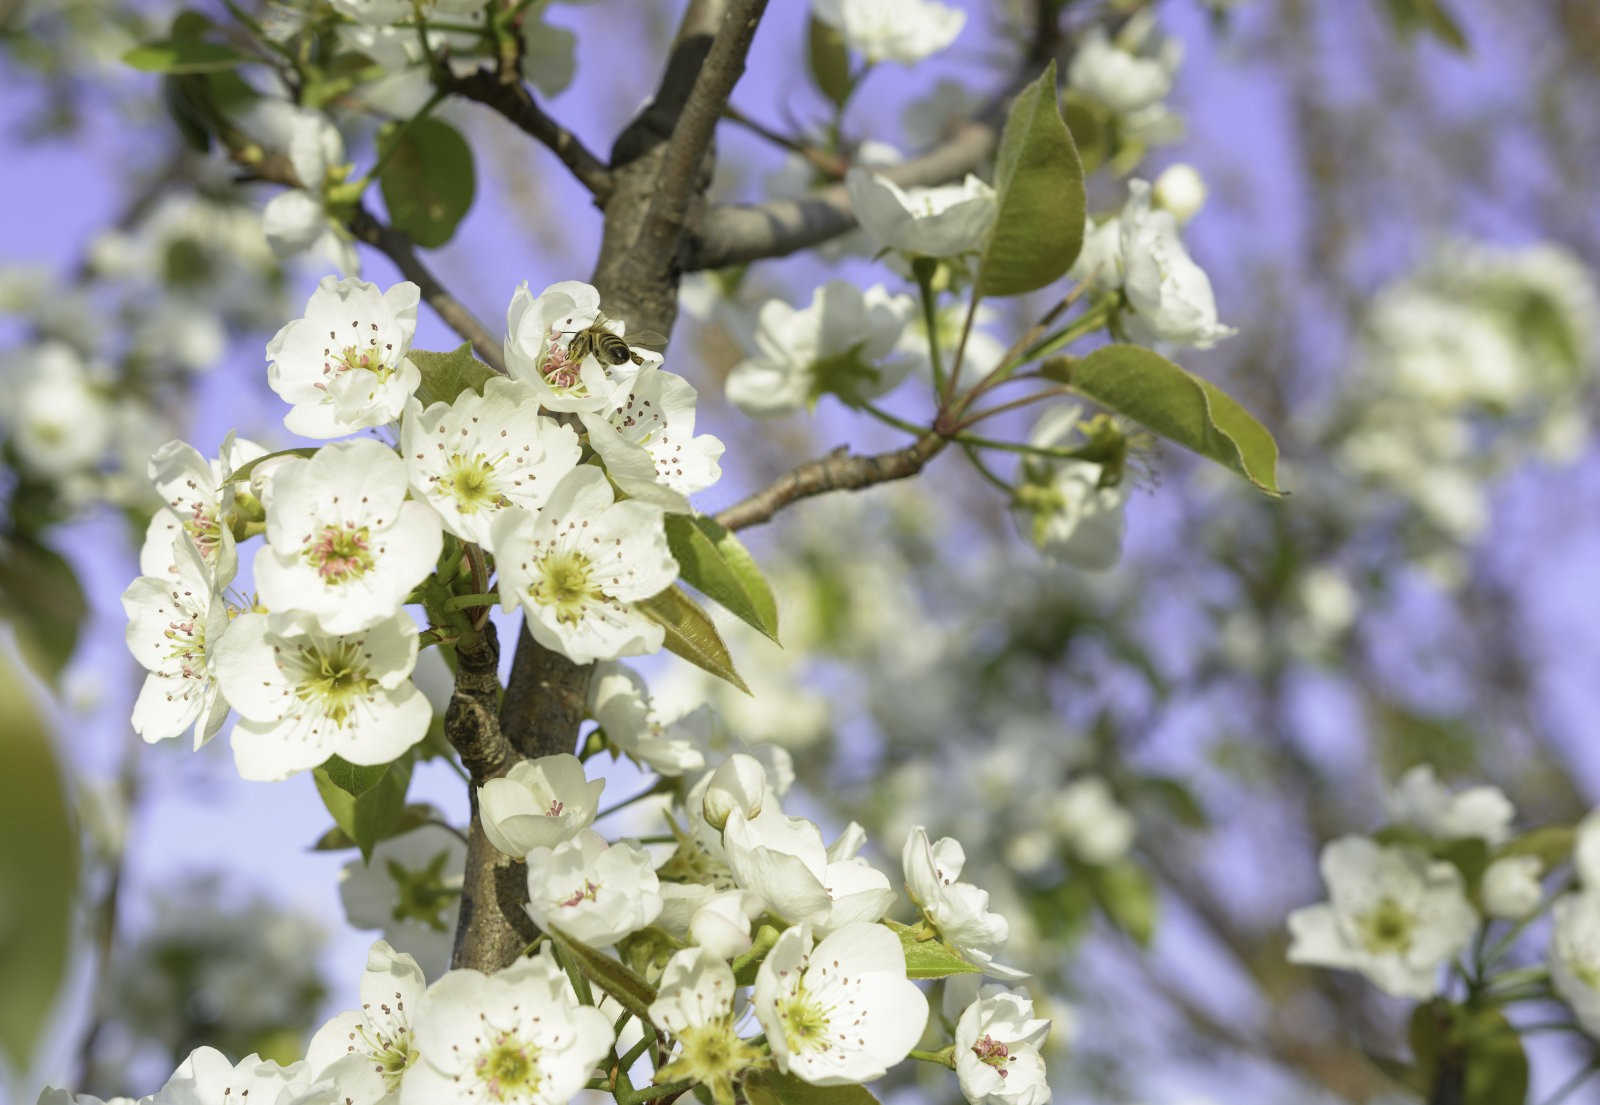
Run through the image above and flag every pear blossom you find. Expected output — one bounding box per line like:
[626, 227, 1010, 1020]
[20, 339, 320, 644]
[255, 439, 442, 634]
[477, 753, 605, 859]
[702, 754, 771, 832]
[266, 277, 422, 437]
[1067, 214, 1125, 292]
[954, 988, 1051, 1105]
[1574, 809, 1600, 887]
[753, 922, 928, 1085]
[402, 377, 581, 549]
[649, 947, 762, 1105]
[811, 0, 964, 64]
[902, 827, 1023, 979]
[257, 107, 359, 274]
[1481, 855, 1543, 920]
[341, 825, 465, 978]
[138, 433, 267, 581]
[578, 364, 724, 512]
[503, 280, 650, 413]
[1066, 18, 1182, 116]
[150, 1047, 308, 1105]
[1152, 163, 1207, 225]
[1012, 408, 1128, 571]
[687, 889, 761, 959]
[727, 281, 915, 415]
[1119, 180, 1236, 349]
[216, 611, 432, 781]
[588, 662, 708, 776]
[1386, 765, 1515, 846]
[523, 829, 663, 946]
[122, 536, 231, 748]
[1050, 776, 1136, 863]
[1551, 890, 1600, 1037]
[37, 1091, 142, 1105]
[1286, 836, 1478, 1000]
[7, 342, 113, 477]
[722, 806, 896, 932]
[403, 950, 614, 1105]
[305, 940, 426, 1104]
[492, 465, 679, 664]
[845, 170, 996, 258]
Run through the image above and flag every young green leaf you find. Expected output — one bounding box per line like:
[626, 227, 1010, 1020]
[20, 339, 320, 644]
[312, 755, 414, 863]
[978, 60, 1086, 297]
[549, 929, 658, 1024]
[411, 344, 498, 407]
[807, 17, 854, 110]
[311, 802, 440, 852]
[124, 39, 250, 74]
[883, 919, 981, 979]
[745, 1071, 880, 1105]
[377, 117, 476, 249]
[1088, 858, 1157, 946]
[664, 514, 780, 643]
[1049, 344, 1282, 495]
[0, 537, 88, 688]
[637, 586, 750, 694]
[1409, 1001, 1528, 1105]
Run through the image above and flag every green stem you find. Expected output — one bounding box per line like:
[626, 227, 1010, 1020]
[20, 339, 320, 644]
[961, 442, 1014, 494]
[913, 258, 947, 398]
[941, 283, 981, 412]
[859, 401, 931, 437]
[617, 1077, 697, 1105]
[1018, 298, 1114, 366]
[908, 1047, 956, 1069]
[445, 591, 501, 611]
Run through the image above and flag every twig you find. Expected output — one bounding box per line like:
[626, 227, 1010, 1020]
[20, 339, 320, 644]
[440, 69, 613, 199]
[713, 432, 947, 532]
[722, 105, 847, 177]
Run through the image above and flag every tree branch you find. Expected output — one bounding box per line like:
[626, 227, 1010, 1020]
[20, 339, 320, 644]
[442, 622, 512, 785]
[713, 431, 949, 532]
[441, 68, 613, 200]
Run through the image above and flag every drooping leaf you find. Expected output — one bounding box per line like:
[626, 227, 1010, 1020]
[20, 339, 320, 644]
[664, 515, 780, 642]
[745, 1071, 879, 1105]
[1495, 825, 1574, 869]
[638, 586, 750, 694]
[312, 755, 414, 862]
[806, 16, 854, 110]
[0, 537, 87, 687]
[411, 344, 498, 407]
[124, 39, 251, 74]
[1048, 344, 1282, 495]
[0, 658, 78, 1070]
[377, 116, 476, 249]
[549, 929, 657, 1024]
[978, 60, 1086, 297]
[1088, 859, 1157, 946]
[883, 919, 980, 979]
[311, 802, 440, 852]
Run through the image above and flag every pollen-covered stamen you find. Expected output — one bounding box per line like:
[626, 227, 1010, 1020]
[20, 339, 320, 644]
[285, 638, 377, 726]
[972, 1033, 1013, 1076]
[546, 799, 565, 817]
[541, 330, 583, 391]
[352, 1014, 418, 1090]
[439, 452, 513, 515]
[322, 319, 398, 383]
[778, 983, 835, 1055]
[185, 505, 226, 560]
[161, 613, 207, 679]
[529, 549, 604, 625]
[306, 523, 376, 583]
[558, 878, 601, 908]
[474, 1030, 542, 1103]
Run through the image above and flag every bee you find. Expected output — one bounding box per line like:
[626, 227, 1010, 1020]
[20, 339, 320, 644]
[557, 312, 666, 368]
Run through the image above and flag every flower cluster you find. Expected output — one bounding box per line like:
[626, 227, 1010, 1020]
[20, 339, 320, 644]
[121, 276, 723, 779]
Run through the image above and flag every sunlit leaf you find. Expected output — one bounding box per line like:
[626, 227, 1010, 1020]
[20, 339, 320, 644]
[664, 515, 779, 643]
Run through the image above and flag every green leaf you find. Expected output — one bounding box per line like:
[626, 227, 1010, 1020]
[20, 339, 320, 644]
[411, 344, 498, 407]
[1088, 859, 1157, 946]
[124, 39, 250, 74]
[312, 755, 414, 862]
[1409, 1001, 1527, 1105]
[378, 116, 476, 249]
[549, 929, 658, 1024]
[0, 537, 87, 687]
[0, 658, 78, 1070]
[806, 16, 854, 110]
[1049, 344, 1282, 495]
[1132, 775, 1210, 829]
[1495, 825, 1574, 869]
[745, 1071, 879, 1105]
[311, 802, 439, 852]
[664, 515, 780, 643]
[637, 586, 750, 694]
[978, 60, 1086, 297]
[1380, 0, 1469, 52]
[883, 919, 980, 979]
[1059, 92, 1108, 176]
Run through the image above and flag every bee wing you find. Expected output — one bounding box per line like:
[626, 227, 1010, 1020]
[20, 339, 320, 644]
[625, 329, 669, 351]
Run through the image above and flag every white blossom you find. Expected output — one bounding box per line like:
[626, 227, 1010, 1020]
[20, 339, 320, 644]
[524, 829, 663, 946]
[1551, 890, 1600, 1037]
[266, 277, 422, 438]
[150, 1047, 308, 1105]
[810, 0, 963, 64]
[402, 376, 582, 549]
[1119, 180, 1236, 349]
[255, 439, 442, 634]
[1575, 809, 1600, 888]
[402, 950, 614, 1105]
[688, 889, 761, 959]
[6, 342, 113, 477]
[648, 947, 761, 1105]
[341, 825, 465, 978]
[1012, 408, 1128, 571]
[845, 170, 996, 258]
[577, 364, 724, 512]
[1481, 855, 1543, 921]
[1066, 19, 1182, 116]
[902, 827, 1024, 979]
[727, 281, 914, 415]
[702, 754, 771, 832]
[1286, 836, 1478, 1000]
[492, 465, 678, 664]
[753, 922, 928, 1085]
[257, 107, 359, 274]
[588, 662, 708, 776]
[722, 806, 896, 932]
[503, 280, 648, 413]
[1050, 776, 1136, 863]
[954, 988, 1051, 1105]
[478, 753, 605, 859]
[1386, 765, 1515, 845]
[137, 433, 266, 582]
[305, 940, 426, 1104]
[122, 536, 231, 749]
[215, 610, 431, 780]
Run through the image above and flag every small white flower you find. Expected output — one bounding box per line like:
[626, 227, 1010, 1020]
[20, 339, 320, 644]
[1012, 408, 1128, 572]
[402, 950, 615, 1105]
[722, 806, 897, 933]
[150, 1047, 308, 1105]
[524, 829, 663, 946]
[1050, 777, 1136, 864]
[267, 276, 422, 437]
[1152, 163, 1207, 225]
[688, 889, 760, 959]
[340, 825, 465, 978]
[578, 364, 724, 512]
[402, 376, 581, 549]
[1119, 180, 1236, 349]
[588, 662, 708, 776]
[7, 342, 113, 477]
[702, 753, 770, 831]
[492, 465, 679, 665]
[954, 988, 1051, 1105]
[305, 940, 426, 1104]
[503, 280, 647, 414]
[478, 753, 605, 859]
[902, 827, 1023, 979]
[727, 281, 914, 415]
[648, 947, 762, 1105]
[1551, 890, 1600, 1037]
[1066, 19, 1182, 116]
[255, 439, 443, 634]
[1066, 214, 1125, 292]
[216, 610, 432, 780]
[1481, 855, 1543, 921]
[753, 922, 928, 1085]
[810, 0, 964, 64]
[256, 107, 359, 274]
[122, 536, 231, 749]
[845, 170, 996, 258]
[1387, 765, 1515, 845]
[1286, 836, 1478, 1000]
[1574, 809, 1600, 888]
[138, 433, 267, 582]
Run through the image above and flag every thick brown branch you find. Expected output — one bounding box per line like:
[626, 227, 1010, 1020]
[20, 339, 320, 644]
[442, 623, 512, 785]
[714, 431, 948, 532]
[442, 69, 613, 200]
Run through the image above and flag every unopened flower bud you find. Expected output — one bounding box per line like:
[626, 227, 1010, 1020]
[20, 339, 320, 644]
[702, 754, 768, 831]
[1482, 855, 1543, 920]
[1152, 163, 1207, 225]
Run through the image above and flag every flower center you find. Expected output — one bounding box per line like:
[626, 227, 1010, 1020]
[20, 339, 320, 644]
[445, 454, 511, 514]
[530, 550, 603, 625]
[335, 341, 393, 380]
[354, 1020, 418, 1091]
[186, 506, 225, 560]
[972, 1034, 1013, 1077]
[307, 524, 375, 583]
[778, 987, 832, 1055]
[164, 616, 207, 679]
[542, 332, 584, 392]
[558, 879, 602, 908]
[291, 639, 376, 725]
[475, 1032, 541, 1102]
[1357, 897, 1416, 955]
[545, 799, 565, 817]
